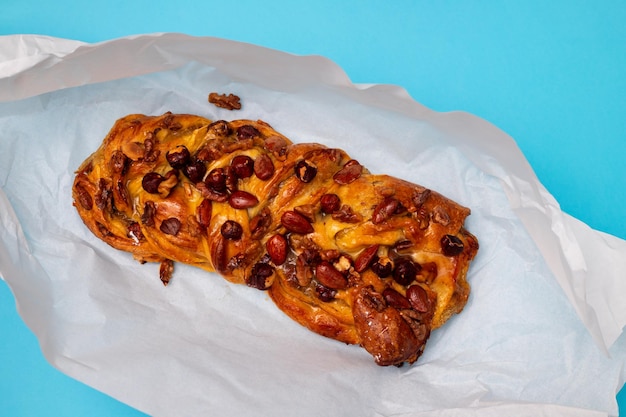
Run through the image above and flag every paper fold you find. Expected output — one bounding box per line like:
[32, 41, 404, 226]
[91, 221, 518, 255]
[1, 33, 625, 417]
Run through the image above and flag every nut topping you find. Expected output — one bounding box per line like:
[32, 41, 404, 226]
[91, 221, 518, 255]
[331, 204, 362, 223]
[247, 262, 275, 290]
[159, 259, 174, 286]
[295, 252, 315, 287]
[160, 218, 182, 236]
[354, 244, 380, 273]
[207, 120, 232, 137]
[264, 135, 288, 156]
[110, 150, 129, 174]
[320, 193, 341, 214]
[333, 159, 362, 185]
[266, 234, 288, 265]
[229, 190, 259, 209]
[127, 222, 144, 243]
[254, 154, 275, 180]
[406, 285, 431, 313]
[382, 288, 412, 310]
[196, 199, 213, 228]
[74, 183, 93, 210]
[250, 207, 272, 239]
[294, 204, 317, 223]
[141, 201, 156, 226]
[372, 197, 401, 224]
[432, 206, 450, 226]
[315, 261, 348, 290]
[281, 210, 314, 234]
[208, 92, 242, 110]
[157, 170, 179, 198]
[412, 189, 431, 209]
[95, 178, 113, 211]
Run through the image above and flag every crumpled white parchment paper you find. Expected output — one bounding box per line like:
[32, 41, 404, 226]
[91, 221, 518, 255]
[1, 33, 625, 417]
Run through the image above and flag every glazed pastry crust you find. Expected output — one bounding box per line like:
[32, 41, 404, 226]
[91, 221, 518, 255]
[73, 112, 478, 366]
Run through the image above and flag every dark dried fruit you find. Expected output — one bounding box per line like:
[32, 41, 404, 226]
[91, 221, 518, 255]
[142, 172, 165, 194]
[183, 160, 207, 183]
[254, 154, 275, 180]
[221, 220, 243, 240]
[281, 210, 314, 234]
[371, 256, 393, 278]
[320, 193, 341, 214]
[315, 260, 348, 290]
[441, 234, 464, 256]
[266, 234, 288, 265]
[205, 168, 227, 192]
[294, 160, 317, 183]
[166, 145, 191, 169]
[354, 244, 380, 273]
[247, 262, 275, 290]
[160, 218, 182, 236]
[392, 257, 420, 286]
[237, 125, 260, 140]
[231, 155, 254, 179]
[229, 190, 259, 209]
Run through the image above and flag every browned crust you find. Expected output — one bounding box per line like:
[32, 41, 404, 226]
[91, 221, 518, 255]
[72, 112, 478, 366]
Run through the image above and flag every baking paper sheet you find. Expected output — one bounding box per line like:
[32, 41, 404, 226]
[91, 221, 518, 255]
[1, 33, 625, 417]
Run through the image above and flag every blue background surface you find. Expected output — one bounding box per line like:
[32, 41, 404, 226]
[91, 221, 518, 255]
[1, 1, 625, 415]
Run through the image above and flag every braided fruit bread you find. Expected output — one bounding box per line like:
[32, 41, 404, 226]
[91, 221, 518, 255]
[72, 112, 478, 366]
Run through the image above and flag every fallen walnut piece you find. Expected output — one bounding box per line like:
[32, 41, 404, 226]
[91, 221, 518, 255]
[72, 112, 479, 366]
[208, 92, 242, 110]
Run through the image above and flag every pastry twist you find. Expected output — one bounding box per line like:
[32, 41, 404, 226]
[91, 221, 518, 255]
[73, 112, 478, 366]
